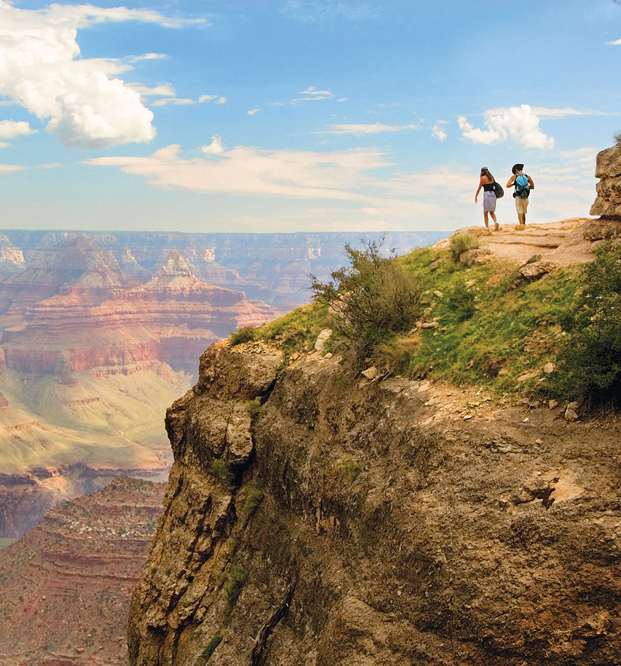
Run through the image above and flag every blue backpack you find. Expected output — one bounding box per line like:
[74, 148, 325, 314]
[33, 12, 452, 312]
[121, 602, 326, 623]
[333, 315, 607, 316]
[514, 173, 530, 199]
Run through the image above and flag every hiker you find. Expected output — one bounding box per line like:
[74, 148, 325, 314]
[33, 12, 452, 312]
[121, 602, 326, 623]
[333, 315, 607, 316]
[474, 167, 499, 230]
[506, 163, 535, 226]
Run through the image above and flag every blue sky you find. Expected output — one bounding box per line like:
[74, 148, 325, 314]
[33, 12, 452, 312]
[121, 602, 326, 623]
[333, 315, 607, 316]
[1, 0, 620, 233]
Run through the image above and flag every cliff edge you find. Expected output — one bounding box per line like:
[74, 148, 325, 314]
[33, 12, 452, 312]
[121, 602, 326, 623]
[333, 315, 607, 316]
[128, 340, 621, 666]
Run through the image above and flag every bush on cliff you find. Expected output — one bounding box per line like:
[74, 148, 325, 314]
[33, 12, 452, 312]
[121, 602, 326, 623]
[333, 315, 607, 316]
[544, 243, 621, 401]
[311, 240, 422, 362]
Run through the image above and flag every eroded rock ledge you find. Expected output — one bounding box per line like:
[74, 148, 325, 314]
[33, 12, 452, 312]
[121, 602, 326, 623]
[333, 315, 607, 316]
[129, 341, 621, 666]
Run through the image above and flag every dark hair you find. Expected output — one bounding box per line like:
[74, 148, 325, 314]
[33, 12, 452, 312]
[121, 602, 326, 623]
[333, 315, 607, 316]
[480, 167, 493, 180]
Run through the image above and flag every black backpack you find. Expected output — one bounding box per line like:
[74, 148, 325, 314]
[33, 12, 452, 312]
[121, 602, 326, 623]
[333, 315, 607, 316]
[493, 181, 504, 199]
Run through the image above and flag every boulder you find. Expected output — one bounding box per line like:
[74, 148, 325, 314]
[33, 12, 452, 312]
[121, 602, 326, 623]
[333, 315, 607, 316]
[591, 143, 621, 218]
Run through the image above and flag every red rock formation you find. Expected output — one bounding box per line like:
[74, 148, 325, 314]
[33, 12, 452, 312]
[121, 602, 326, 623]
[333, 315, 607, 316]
[0, 477, 165, 666]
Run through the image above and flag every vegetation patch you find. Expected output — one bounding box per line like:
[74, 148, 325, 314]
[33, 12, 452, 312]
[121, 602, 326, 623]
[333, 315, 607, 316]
[245, 397, 262, 419]
[225, 564, 249, 610]
[228, 237, 621, 405]
[337, 455, 364, 483]
[202, 632, 223, 660]
[311, 239, 423, 364]
[239, 484, 264, 524]
[211, 458, 235, 489]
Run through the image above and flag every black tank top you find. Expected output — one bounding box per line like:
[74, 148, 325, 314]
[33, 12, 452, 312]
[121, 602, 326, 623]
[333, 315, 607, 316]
[483, 182, 495, 192]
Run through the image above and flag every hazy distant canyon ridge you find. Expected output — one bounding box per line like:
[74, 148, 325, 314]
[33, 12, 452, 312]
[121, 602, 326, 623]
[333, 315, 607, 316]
[0, 229, 441, 536]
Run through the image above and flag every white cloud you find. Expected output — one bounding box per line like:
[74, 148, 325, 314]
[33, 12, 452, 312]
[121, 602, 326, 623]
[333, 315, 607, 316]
[248, 108, 260, 115]
[318, 123, 420, 136]
[0, 142, 9, 149]
[292, 86, 335, 104]
[198, 94, 226, 104]
[202, 135, 225, 155]
[0, 120, 36, 139]
[458, 105, 614, 151]
[0, 1, 204, 149]
[459, 105, 555, 150]
[0, 163, 24, 173]
[126, 53, 168, 64]
[130, 83, 176, 98]
[431, 122, 448, 142]
[152, 97, 194, 106]
[84, 143, 391, 200]
[606, 38, 621, 45]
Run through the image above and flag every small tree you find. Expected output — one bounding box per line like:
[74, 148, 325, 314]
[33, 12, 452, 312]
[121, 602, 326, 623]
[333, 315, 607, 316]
[311, 240, 422, 362]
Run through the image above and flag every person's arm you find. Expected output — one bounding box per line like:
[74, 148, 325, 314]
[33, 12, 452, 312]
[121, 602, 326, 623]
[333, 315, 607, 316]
[475, 177, 484, 202]
[527, 175, 534, 190]
[506, 175, 516, 188]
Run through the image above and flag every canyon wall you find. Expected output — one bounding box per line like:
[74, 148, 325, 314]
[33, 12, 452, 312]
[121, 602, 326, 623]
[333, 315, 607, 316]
[0, 477, 166, 666]
[0, 238, 278, 536]
[129, 341, 621, 665]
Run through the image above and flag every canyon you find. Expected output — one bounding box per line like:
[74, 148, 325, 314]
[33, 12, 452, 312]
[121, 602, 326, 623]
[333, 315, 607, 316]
[0, 477, 166, 665]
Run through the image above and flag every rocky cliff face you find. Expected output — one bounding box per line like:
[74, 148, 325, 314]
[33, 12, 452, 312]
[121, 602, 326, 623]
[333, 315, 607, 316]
[591, 142, 621, 219]
[0, 477, 166, 666]
[128, 341, 621, 665]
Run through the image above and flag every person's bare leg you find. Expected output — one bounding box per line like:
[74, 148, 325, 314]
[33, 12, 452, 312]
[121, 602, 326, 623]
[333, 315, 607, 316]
[490, 211, 499, 230]
[483, 211, 489, 228]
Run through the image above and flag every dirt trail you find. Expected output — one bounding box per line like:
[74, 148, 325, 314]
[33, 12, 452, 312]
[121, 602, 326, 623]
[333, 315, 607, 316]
[435, 217, 621, 267]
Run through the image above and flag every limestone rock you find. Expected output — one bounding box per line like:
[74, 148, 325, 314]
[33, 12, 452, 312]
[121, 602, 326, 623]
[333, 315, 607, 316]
[314, 328, 333, 352]
[591, 143, 621, 218]
[361, 366, 379, 380]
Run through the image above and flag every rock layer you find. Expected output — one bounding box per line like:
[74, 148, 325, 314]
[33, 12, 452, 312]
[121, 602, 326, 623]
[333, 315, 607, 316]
[129, 341, 621, 665]
[0, 477, 166, 666]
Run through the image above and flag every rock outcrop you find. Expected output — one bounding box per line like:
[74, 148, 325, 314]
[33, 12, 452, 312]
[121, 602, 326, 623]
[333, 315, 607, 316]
[128, 341, 621, 665]
[591, 142, 621, 218]
[0, 477, 166, 666]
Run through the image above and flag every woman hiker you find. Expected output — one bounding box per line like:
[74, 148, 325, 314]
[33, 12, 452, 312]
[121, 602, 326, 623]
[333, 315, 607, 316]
[474, 167, 499, 230]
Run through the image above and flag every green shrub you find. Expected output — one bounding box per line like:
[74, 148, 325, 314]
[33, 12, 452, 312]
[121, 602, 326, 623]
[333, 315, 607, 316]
[311, 239, 422, 362]
[545, 244, 621, 401]
[202, 632, 223, 660]
[240, 484, 264, 523]
[211, 458, 234, 488]
[245, 397, 261, 418]
[450, 234, 479, 261]
[230, 326, 257, 346]
[225, 564, 249, 609]
[445, 283, 476, 322]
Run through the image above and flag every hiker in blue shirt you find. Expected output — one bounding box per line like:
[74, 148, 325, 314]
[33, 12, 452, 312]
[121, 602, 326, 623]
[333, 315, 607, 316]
[506, 163, 535, 226]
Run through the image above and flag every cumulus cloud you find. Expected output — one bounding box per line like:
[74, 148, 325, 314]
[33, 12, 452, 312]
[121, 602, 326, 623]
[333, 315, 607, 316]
[606, 38, 621, 45]
[318, 123, 420, 136]
[84, 143, 391, 200]
[202, 135, 225, 155]
[0, 1, 203, 149]
[458, 105, 555, 149]
[458, 105, 614, 151]
[0, 120, 36, 139]
[431, 120, 448, 142]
